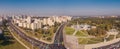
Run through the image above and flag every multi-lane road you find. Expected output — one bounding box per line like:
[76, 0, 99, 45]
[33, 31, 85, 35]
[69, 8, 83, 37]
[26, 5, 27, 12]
[93, 40, 120, 49]
[8, 20, 66, 49]
[8, 20, 120, 49]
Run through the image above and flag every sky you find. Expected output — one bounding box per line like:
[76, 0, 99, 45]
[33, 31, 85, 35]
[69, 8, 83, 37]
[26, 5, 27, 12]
[0, 0, 120, 16]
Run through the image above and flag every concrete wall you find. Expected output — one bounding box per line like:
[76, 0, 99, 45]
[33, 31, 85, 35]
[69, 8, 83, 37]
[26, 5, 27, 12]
[63, 31, 84, 49]
[64, 31, 120, 49]
[63, 26, 120, 49]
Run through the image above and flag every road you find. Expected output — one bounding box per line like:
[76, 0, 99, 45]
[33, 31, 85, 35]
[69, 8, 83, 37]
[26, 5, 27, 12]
[50, 23, 66, 49]
[9, 27, 30, 49]
[8, 20, 66, 49]
[93, 40, 120, 49]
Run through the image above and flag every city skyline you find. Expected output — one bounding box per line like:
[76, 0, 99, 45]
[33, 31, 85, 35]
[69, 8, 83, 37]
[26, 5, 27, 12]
[0, 0, 120, 16]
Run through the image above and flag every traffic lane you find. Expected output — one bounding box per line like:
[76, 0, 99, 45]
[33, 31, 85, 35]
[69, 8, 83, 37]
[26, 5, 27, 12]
[10, 25, 65, 49]
[54, 24, 65, 43]
[9, 22, 66, 49]
[9, 24, 49, 48]
[10, 26, 50, 49]
[49, 44, 66, 49]
[93, 41, 120, 49]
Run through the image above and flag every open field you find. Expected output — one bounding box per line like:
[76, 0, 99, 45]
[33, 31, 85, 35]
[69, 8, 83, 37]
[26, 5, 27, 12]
[75, 30, 88, 37]
[0, 39, 26, 49]
[65, 27, 75, 35]
[0, 27, 26, 49]
[78, 38, 103, 44]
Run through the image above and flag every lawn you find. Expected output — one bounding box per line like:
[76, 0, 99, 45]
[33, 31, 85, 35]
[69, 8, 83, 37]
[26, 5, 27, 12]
[0, 27, 26, 49]
[117, 34, 120, 38]
[65, 27, 75, 35]
[107, 35, 114, 41]
[78, 34, 115, 44]
[78, 37, 103, 44]
[75, 30, 88, 37]
[0, 40, 26, 49]
[87, 40, 101, 44]
[87, 38, 103, 44]
[90, 38, 103, 42]
[21, 26, 56, 42]
[78, 38, 89, 44]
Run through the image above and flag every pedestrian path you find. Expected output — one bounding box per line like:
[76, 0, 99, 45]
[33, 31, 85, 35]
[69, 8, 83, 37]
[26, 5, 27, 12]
[73, 30, 77, 36]
[8, 27, 30, 49]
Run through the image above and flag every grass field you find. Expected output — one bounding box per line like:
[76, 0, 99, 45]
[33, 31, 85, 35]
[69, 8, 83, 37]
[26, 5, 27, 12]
[78, 37, 103, 44]
[76, 30, 103, 44]
[116, 33, 120, 38]
[65, 27, 75, 35]
[107, 35, 114, 41]
[0, 40, 26, 49]
[21, 26, 56, 42]
[0, 27, 26, 49]
[65, 26, 116, 44]
[75, 30, 88, 37]
[64, 27, 103, 44]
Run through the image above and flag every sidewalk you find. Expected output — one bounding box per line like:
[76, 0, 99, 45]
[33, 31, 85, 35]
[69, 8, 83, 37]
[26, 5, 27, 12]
[73, 30, 78, 36]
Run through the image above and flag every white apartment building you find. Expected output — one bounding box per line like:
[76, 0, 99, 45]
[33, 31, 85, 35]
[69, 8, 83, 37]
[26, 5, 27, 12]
[18, 23, 23, 27]
[0, 17, 3, 25]
[23, 22, 27, 28]
[31, 23, 35, 30]
[43, 18, 47, 25]
[71, 24, 96, 30]
[51, 16, 62, 23]
[52, 16, 72, 23]
[26, 23, 31, 29]
[47, 18, 54, 26]
[26, 16, 31, 23]
[13, 16, 72, 30]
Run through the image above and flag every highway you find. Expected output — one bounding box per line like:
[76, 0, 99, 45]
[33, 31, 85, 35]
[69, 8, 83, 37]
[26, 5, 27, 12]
[50, 23, 66, 49]
[93, 40, 120, 49]
[8, 20, 66, 49]
[8, 19, 120, 49]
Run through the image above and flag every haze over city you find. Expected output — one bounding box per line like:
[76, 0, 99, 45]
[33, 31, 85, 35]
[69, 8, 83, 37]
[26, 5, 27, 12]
[0, 0, 120, 16]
